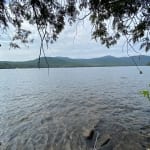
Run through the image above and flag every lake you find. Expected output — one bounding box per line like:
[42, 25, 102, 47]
[0, 67, 150, 150]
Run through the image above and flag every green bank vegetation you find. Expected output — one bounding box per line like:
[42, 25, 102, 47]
[140, 84, 150, 101]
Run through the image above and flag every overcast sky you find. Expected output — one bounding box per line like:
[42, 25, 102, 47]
[0, 19, 149, 61]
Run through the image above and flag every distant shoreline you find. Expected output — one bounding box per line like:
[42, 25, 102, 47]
[0, 65, 149, 69]
[0, 55, 150, 69]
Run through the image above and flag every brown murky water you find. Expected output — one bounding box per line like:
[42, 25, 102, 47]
[0, 67, 150, 150]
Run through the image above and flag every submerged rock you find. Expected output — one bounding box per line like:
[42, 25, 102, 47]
[83, 128, 94, 140]
[84, 119, 150, 150]
[99, 134, 111, 147]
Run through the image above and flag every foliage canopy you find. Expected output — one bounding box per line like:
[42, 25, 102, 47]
[0, 0, 150, 53]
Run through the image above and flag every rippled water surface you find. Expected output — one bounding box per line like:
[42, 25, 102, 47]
[0, 67, 150, 149]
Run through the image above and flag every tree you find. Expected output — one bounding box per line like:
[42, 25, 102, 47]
[0, 0, 150, 55]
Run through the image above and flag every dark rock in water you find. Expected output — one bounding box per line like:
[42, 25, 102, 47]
[86, 130, 94, 140]
[100, 134, 111, 146]
[83, 129, 94, 140]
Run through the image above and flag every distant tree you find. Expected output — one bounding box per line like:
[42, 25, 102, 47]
[0, 0, 150, 56]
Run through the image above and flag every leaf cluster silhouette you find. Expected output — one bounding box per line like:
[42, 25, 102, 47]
[0, 0, 149, 52]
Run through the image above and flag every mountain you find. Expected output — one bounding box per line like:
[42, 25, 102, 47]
[147, 62, 150, 66]
[0, 55, 150, 69]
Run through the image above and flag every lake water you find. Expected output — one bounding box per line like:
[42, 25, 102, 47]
[0, 67, 150, 150]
